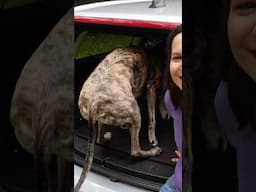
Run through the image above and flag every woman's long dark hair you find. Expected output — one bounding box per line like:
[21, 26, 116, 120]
[164, 25, 182, 108]
[219, 0, 256, 130]
[164, 24, 193, 192]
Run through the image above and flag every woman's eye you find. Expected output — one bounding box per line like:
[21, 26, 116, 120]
[233, 1, 256, 16]
[236, 2, 256, 10]
[173, 58, 182, 61]
[172, 56, 182, 60]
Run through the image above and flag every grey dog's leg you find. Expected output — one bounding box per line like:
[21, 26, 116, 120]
[129, 101, 161, 158]
[158, 91, 170, 120]
[146, 81, 158, 146]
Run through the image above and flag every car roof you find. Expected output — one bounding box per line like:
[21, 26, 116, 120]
[74, 0, 181, 29]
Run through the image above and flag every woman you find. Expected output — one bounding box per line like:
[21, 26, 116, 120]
[215, 0, 256, 191]
[160, 25, 182, 192]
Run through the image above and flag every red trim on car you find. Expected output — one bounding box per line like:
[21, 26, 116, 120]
[74, 17, 179, 29]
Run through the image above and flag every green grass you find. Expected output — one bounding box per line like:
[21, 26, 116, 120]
[75, 32, 138, 59]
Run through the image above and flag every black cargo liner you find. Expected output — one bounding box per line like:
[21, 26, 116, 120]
[75, 52, 177, 191]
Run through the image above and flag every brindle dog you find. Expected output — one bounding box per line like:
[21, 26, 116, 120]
[75, 47, 163, 192]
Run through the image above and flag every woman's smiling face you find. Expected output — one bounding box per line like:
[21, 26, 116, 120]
[170, 32, 182, 90]
[228, 0, 256, 82]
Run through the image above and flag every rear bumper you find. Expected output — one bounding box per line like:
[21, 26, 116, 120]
[74, 165, 153, 192]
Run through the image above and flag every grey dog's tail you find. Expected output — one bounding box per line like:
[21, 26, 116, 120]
[74, 105, 97, 192]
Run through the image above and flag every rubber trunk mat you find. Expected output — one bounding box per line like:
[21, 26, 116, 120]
[74, 115, 177, 191]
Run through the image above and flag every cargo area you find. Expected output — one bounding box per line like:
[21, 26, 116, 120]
[74, 27, 175, 191]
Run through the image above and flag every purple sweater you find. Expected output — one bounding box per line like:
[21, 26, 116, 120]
[215, 81, 256, 192]
[164, 90, 182, 192]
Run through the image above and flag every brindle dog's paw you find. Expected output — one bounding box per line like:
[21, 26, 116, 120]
[149, 134, 158, 146]
[131, 146, 162, 158]
[151, 146, 162, 156]
[103, 132, 112, 141]
[97, 132, 112, 145]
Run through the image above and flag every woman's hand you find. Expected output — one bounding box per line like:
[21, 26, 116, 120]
[171, 150, 181, 163]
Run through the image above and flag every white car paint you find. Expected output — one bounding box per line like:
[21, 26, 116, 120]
[74, 165, 153, 192]
[74, 0, 181, 24]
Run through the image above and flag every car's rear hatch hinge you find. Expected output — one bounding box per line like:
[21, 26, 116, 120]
[149, 0, 166, 8]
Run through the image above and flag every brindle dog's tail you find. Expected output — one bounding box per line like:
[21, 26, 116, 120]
[74, 104, 97, 192]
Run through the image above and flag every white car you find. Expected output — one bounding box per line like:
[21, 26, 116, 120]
[74, 0, 181, 191]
